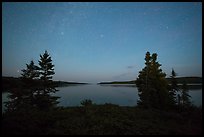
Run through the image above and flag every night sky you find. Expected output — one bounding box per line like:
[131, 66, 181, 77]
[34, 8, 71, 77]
[2, 2, 202, 83]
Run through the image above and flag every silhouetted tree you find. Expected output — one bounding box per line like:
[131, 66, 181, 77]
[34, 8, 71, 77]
[136, 52, 151, 108]
[35, 50, 59, 110]
[3, 51, 59, 134]
[5, 60, 39, 112]
[136, 52, 171, 109]
[180, 81, 191, 107]
[169, 68, 179, 107]
[21, 60, 39, 80]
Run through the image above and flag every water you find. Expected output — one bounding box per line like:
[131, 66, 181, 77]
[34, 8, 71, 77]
[54, 84, 138, 107]
[2, 92, 10, 113]
[2, 84, 202, 112]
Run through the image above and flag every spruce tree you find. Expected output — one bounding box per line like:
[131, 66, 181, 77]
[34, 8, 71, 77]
[169, 68, 178, 106]
[21, 60, 39, 80]
[36, 50, 59, 110]
[136, 52, 170, 109]
[180, 81, 191, 107]
[136, 52, 151, 108]
[5, 60, 39, 112]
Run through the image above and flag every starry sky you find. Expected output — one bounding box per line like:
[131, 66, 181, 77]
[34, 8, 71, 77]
[2, 2, 202, 83]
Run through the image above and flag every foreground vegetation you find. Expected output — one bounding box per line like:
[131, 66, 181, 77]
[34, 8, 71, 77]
[2, 103, 202, 135]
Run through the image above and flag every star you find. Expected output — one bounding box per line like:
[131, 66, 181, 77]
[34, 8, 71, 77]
[154, 8, 159, 12]
[100, 34, 104, 38]
[69, 10, 73, 14]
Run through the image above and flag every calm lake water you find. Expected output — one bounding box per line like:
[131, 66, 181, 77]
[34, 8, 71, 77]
[2, 84, 202, 112]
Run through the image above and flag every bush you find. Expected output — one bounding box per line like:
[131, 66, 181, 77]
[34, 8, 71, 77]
[80, 99, 93, 107]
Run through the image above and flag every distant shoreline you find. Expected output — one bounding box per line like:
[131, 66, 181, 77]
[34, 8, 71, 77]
[2, 76, 202, 92]
[2, 76, 89, 92]
[98, 77, 202, 85]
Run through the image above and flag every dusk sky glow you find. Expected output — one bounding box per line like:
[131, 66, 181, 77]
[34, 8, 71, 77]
[2, 2, 202, 83]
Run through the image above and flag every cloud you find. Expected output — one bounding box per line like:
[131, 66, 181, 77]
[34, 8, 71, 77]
[127, 65, 134, 69]
[116, 72, 130, 77]
[112, 72, 133, 80]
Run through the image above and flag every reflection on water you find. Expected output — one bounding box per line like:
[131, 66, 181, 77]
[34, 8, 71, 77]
[99, 84, 136, 87]
[189, 89, 202, 107]
[2, 92, 10, 113]
[2, 84, 202, 112]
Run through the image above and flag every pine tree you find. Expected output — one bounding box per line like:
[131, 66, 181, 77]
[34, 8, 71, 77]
[36, 50, 59, 110]
[136, 52, 170, 109]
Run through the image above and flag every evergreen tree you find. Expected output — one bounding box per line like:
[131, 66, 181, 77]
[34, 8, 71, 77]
[5, 60, 39, 112]
[36, 50, 59, 110]
[180, 81, 191, 107]
[136, 52, 170, 109]
[136, 52, 151, 108]
[169, 68, 179, 106]
[21, 60, 39, 80]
